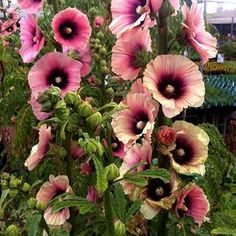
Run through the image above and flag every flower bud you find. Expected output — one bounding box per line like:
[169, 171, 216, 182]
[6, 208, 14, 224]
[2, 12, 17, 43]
[106, 88, 114, 97]
[9, 178, 21, 188]
[86, 112, 103, 127]
[54, 101, 70, 121]
[5, 225, 20, 236]
[96, 32, 104, 40]
[28, 198, 37, 209]
[100, 60, 107, 66]
[41, 100, 53, 112]
[66, 122, 78, 133]
[155, 126, 176, 145]
[105, 164, 119, 181]
[114, 220, 126, 236]
[0, 208, 4, 220]
[99, 47, 107, 56]
[64, 92, 77, 106]
[1, 180, 8, 189]
[101, 66, 110, 74]
[9, 189, 19, 198]
[21, 183, 30, 192]
[78, 102, 93, 117]
[36, 201, 47, 211]
[1, 172, 10, 180]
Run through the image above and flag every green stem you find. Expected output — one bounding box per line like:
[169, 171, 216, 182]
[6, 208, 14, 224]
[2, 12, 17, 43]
[156, 210, 169, 236]
[104, 189, 115, 235]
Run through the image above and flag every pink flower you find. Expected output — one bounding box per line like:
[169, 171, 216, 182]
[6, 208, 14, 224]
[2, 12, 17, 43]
[25, 125, 51, 171]
[7, 7, 20, 21]
[112, 93, 159, 145]
[112, 138, 126, 159]
[111, 27, 151, 81]
[130, 78, 150, 95]
[19, 14, 44, 63]
[80, 161, 94, 176]
[109, 0, 153, 37]
[181, 0, 217, 64]
[17, 0, 44, 14]
[93, 16, 104, 28]
[28, 52, 82, 98]
[52, 8, 91, 50]
[87, 75, 97, 86]
[119, 139, 152, 194]
[156, 126, 176, 145]
[70, 141, 85, 159]
[0, 20, 17, 37]
[175, 183, 210, 225]
[36, 175, 73, 226]
[143, 55, 205, 118]
[86, 186, 99, 203]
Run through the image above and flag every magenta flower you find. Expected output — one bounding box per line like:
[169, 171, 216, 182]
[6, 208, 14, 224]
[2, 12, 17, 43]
[7, 7, 20, 21]
[175, 183, 210, 225]
[0, 20, 17, 37]
[28, 52, 82, 98]
[112, 93, 159, 145]
[25, 125, 51, 171]
[52, 8, 91, 50]
[19, 14, 44, 63]
[109, 0, 153, 37]
[86, 186, 99, 203]
[17, 0, 44, 14]
[181, 0, 217, 64]
[94, 16, 104, 28]
[36, 175, 73, 226]
[143, 55, 205, 118]
[111, 27, 151, 81]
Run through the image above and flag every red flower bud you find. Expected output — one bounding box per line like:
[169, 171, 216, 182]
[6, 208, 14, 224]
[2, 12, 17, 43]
[156, 126, 176, 145]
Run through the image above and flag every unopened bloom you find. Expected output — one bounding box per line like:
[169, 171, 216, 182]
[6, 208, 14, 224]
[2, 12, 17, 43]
[175, 183, 210, 225]
[181, 0, 217, 64]
[19, 14, 44, 63]
[25, 125, 51, 171]
[143, 55, 205, 118]
[155, 126, 176, 145]
[93, 16, 104, 28]
[17, 0, 44, 14]
[52, 8, 91, 50]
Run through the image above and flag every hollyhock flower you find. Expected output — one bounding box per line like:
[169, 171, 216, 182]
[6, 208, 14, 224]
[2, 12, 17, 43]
[80, 161, 94, 175]
[181, 0, 217, 64]
[111, 27, 151, 81]
[119, 139, 152, 194]
[86, 186, 99, 203]
[19, 14, 44, 63]
[168, 121, 209, 176]
[70, 141, 85, 159]
[150, 0, 179, 15]
[130, 78, 150, 95]
[140, 174, 179, 219]
[93, 16, 104, 28]
[28, 52, 82, 98]
[25, 125, 51, 171]
[143, 55, 204, 118]
[175, 183, 210, 225]
[112, 93, 159, 145]
[109, 0, 153, 37]
[52, 8, 91, 50]
[36, 175, 73, 226]
[111, 138, 126, 159]
[7, 7, 19, 21]
[155, 126, 176, 145]
[87, 75, 97, 86]
[17, 0, 44, 14]
[0, 20, 17, 37]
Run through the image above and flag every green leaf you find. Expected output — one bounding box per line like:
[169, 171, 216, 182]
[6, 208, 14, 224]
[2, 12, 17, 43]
[123, 175, 147, 187]
[27, 214, 42, 236]
[211, 227, 236, 235]
[0, 189, 9, 207]
[30, 180, 43, 190]
[92, 155, 108, 193]
[113, 184, 127, 220]
[124, 200, 142, 222]
[52, 198, 94, 214]
[134, 168, 170, 183]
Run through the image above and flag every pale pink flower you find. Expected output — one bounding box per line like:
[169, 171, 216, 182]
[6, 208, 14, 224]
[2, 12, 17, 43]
[36, 175, 73, 226]
[17, 0, 44, 14]
[25, 125, 51, 171]
[111, 28, 151, 81]
[19, 14, 44, 63]
[181, 0, 217, 64]
[143, 55, 205, 118]
[7, 7, 20, 21]
[52, 8, 91, 50]
[175, 183, 210, 225]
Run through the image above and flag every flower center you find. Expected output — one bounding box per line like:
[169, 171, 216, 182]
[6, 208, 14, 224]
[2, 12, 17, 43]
[155, 186, 164, 196]
[136, 5, 146, 15]
[64, 27, 72, 34]
[112, 143, 118, 149]
[55, 76, 62, 84]
[176, 148, 185, 157]
[136, 121, 146, 130]
[165, 84, 175, 95]
[47, 68, 68, 89]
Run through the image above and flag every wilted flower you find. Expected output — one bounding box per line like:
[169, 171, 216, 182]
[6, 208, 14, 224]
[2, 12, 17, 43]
[25, 125, 51, 171]
[111, 28, 151, 81]
[17, 0, 44, 14]
[143, 55, 204, 118]
[19, 14, 44, 63]
[175, 183, 210, 225]
[52, 8, 91, 50]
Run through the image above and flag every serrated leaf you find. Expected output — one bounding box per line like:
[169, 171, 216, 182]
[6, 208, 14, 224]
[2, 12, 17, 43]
[52, 198, 93, 214]
[134, 168, 170, 183]
[123, 175, 147, 187]
[211, 227, 236, 235]
[113, 184, 127, 220]
[0, 189, 9, 207]
[92, 155, 108, 193]
[124, 200, 142, 222]
[27, 214, 42, 236]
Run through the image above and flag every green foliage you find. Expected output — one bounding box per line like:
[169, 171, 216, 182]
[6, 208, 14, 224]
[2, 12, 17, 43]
[26, 214, 42, 236]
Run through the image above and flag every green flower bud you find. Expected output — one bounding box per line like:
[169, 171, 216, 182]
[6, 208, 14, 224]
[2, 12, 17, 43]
[55, 100, 66, 110]
[0, 208, 4, 220]
[94, 43, 100, 49]
[100, 60, 107, 66]
[5, 225, 20, 236]
[105, 164, 120, 181]
[88, 7, 98, 16]
[54, 101, 70, 121]
[9, 189, 19, 198]
[36, 201, 47, 211]
[21, 183, 30, 192]
[66, 122, 78, 133]
[106, 88, 114, 97]
[99, 47, 107, 55]
[78, 102, 93, 118]
[96, 32, 104, 40]
[1, 180, 8, 189]
[1, 172, 10, 180]
[28, 198, 37, 209]
[41, 100, 53, 112]
[93, 53, 100, 61]
[101, 66, 110, 74]
[64, 92, 77, 106]
[114, 220, 126, 236]
[94, 38, 100, 44]
[85, 139, 98, 155]
[9, 178, 21, 189]
[86, 112, 103, 127]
